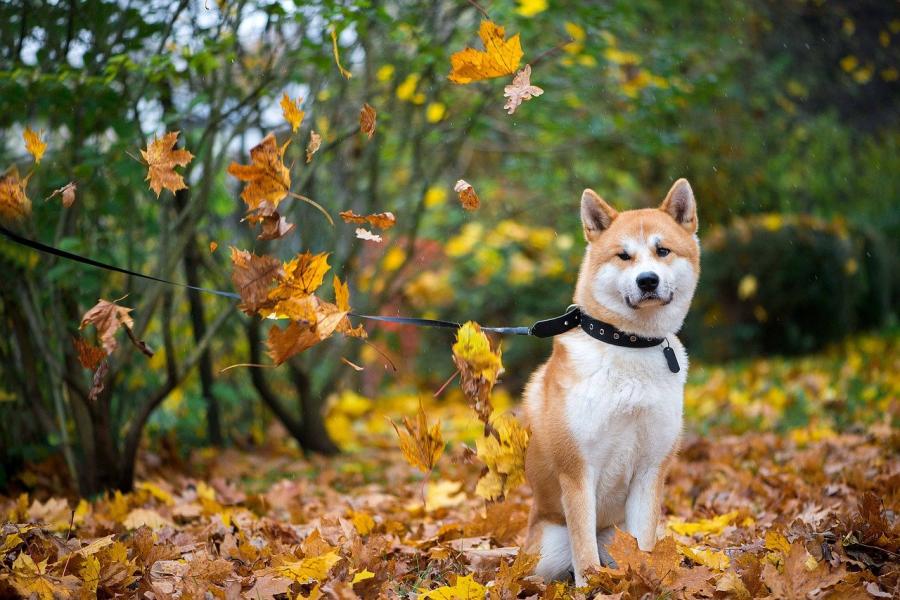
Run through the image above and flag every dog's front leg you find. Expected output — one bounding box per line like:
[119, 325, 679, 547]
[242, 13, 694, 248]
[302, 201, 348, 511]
[624, 467, 661, 551]
[559, 473, 600, 586]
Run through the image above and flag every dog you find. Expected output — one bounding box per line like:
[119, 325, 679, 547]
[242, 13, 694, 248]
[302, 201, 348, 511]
[523, 179, 700, 586]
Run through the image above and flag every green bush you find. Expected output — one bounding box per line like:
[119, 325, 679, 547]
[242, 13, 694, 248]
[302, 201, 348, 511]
[683, 215, 893, 360]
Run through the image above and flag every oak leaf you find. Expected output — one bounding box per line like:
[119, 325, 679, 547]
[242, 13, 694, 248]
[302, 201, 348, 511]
[503, 64, 544, 114]
[452, 322, 502, 422]
[230, 247, 283, 315]
[47, 181, 76, 208]
[23, 127, 47, 164]
[355, 227, 382, 242]
[140, 131, 194, 197]
[80, 298, 135, 355]
[454, 179, 480, 211]
[449, 21, 523, 84]
[339, 210, 396, 230]
[359, 103, 377, 139]
[0, 166, 32, 222]
[390, 400, 444, 474]
[306, 131, 322, 163]
[227, 133, 291, 212]
[280, 92, 305, 133]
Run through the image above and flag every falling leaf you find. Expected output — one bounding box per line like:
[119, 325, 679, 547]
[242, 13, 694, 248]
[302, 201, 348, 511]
[503, 64, 544, 114]
[306, 131, 322, 163]
[23, 127, 47, 164]
[454, 179, 480, 211]
[46, 182, 76, 208]
[257, 213, 296, 241]
[339, 210, 396, 230]
[269, 251, 331, 302]
[330, 27, 352, 79]
[209, 241, 218, 253]
[0, 166, 32, 222]
[140, 131, 194, 197]
[89, 361, 109, 402]
[355, 228, 382, 243]
[449, 21, 523, 84]
[227, 133, 291, 213]
[474, 413, 529, 501]
[359, 103, 377, 139]
[420, 574, 486, 600]
[80, 298, 135, 355]
[72, 336, 105, 370]
[280, 93, 305, 133]
[390, 400, 444, 474]
[452, 322, 502, 422]
[230, 247, 283, 315]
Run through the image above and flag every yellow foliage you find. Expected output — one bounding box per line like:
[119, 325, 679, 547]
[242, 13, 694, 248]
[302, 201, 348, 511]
[668, 510, 739, 537]
[419, 574, 486, 599]
[448, 21, 523, 84]
[475, 413, 529, 501]
[23, 127, 46, 164]
[678, 545, 731, 570]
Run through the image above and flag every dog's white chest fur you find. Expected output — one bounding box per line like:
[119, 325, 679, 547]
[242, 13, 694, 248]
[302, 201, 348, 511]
[560, 331, 685, 527]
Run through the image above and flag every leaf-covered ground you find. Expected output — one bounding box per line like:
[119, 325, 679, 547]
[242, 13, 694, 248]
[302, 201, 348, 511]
[1, 334, 898, 599]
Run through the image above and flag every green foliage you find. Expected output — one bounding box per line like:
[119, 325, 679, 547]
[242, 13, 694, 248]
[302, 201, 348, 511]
[684, 215, 891, 360]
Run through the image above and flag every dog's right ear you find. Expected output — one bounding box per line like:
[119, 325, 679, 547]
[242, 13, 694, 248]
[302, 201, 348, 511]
[581, 189, 618, 242]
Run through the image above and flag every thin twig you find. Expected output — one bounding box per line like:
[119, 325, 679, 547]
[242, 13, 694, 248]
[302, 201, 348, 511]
[465, 0, 490, 20]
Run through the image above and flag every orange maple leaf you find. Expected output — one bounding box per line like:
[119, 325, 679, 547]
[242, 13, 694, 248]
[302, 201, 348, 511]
[79, 298, 135, 355]
[268, 251, 331, 302]
[448, 21, 523, 84]
[338, 210, 395, 230]
[23, 127, 47, 164]
[390, 400, 444, 474]
[0, 166, 32, 222]
[141, 131, 194, 197]
[227, 133, 292, 212]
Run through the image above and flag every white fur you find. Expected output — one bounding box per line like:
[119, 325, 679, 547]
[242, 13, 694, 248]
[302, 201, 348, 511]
[533, 523, 572, 581]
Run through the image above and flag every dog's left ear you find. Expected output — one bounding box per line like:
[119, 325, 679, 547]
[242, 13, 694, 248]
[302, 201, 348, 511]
[660, 178, 698, 233]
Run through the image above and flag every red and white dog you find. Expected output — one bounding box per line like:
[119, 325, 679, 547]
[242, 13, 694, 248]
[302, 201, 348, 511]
[523, 179, 700, 585]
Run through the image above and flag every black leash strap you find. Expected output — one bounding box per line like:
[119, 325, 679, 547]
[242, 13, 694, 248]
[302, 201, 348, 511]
[0, 225, 680, 370]
[0, 224, 241, 300]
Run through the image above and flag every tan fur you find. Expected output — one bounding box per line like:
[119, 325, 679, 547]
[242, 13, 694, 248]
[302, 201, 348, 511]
[523, 180, 700, 584]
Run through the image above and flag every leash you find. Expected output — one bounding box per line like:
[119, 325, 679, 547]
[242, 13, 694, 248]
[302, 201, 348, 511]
[0, 224, 679, 371]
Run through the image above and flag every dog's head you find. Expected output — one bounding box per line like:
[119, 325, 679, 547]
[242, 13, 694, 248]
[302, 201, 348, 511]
[573, 179, 700, 338]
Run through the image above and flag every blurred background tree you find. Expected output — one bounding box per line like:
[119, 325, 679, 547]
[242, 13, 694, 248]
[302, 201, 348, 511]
[0, 0, 896, 493]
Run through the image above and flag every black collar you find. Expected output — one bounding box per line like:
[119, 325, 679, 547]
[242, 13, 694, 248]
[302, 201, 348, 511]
[529, 306, 680, 372]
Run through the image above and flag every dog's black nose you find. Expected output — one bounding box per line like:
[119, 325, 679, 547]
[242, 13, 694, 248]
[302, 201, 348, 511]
[636, 271, 659, 292]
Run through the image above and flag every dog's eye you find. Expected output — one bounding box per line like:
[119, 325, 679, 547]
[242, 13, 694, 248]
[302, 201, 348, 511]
[656, 247, 671, 257]
[617, 252, 631, 260]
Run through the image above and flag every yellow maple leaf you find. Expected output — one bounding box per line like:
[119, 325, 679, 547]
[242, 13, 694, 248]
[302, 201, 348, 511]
[140, 131, 194, 197]
[227, 132, 291, 212]
[449, 21, 523, 84]
[0, 166, 32, 223]
[80, 554, 100, 596]
[23, 127, 47, 164]
[10, 554, 73, 600]
[276, 551, 342, 584]
[475, 413, 529, 501]
[269, 251, 331, 302]
[391, 400, 444, 474]
[419, 574, 486, 599]
[452, 322, 502, 423]
[280, 92, 305, 133]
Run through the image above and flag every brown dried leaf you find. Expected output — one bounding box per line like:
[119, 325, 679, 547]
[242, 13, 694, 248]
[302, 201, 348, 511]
[454, 179, 480, 211]
[79, 298, 135, 355]
[141, 131, 194, 197]
[390, 401, 444, 474]
[258, 213, 296, 241]
[47, 181, 76, 208]
[72, 336, 105, 370]
[359, 103, 376, 139]
[306, 131, 322, 163]
[230, 247, 283, 315]
[503, 64, 544, 114]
